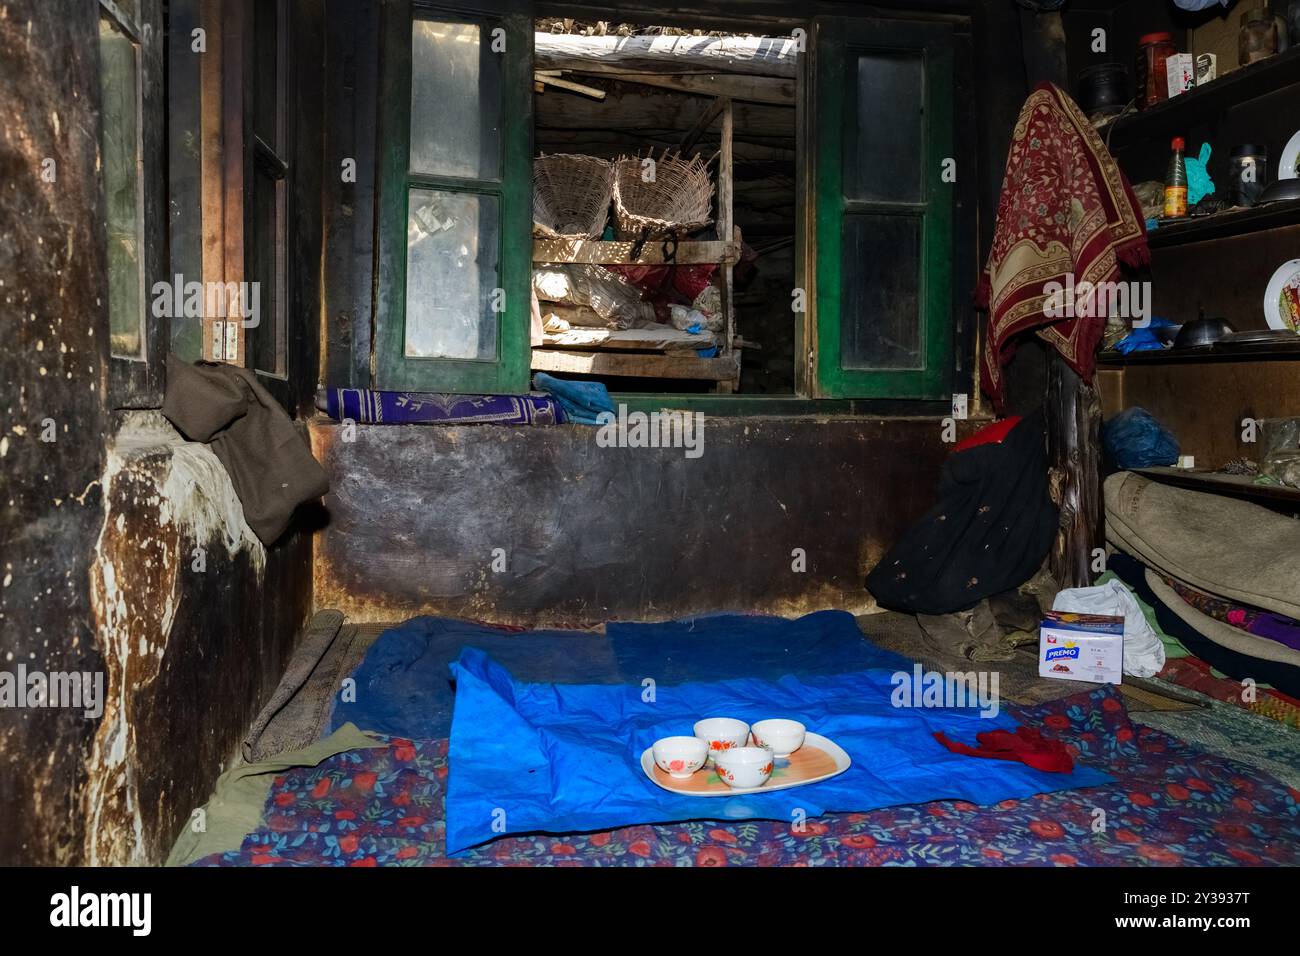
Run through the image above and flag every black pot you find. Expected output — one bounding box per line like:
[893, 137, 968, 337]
[1174, 316, 1236, 349]
[1077, 63, 1129, 118]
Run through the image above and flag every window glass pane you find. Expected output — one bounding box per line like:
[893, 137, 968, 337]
[404, 188, 499, 360]
[247, 168, 284, 375]
[409, 20, 500, 180]
[840, 214, 922, 370]
[99, 14, 145, 359]
[847, 53, 923, 203]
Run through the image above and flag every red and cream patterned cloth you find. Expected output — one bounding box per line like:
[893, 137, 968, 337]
[977, 83, 1149, 410]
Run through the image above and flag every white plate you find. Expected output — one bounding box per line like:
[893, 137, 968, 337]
[1280, 129, 1300, 181]
[640, 731, 851, 797]
[1263, 258, 1300, 332]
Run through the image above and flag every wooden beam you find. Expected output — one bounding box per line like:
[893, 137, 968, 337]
[199, 0, 225, 362]
[717, 98, 737, 395]
[597, 71, 794, 105]
[535, 33, 798, 79]
[534, 72, 606, 99]
[530, 348, 740, 380]
[536, 326, 716, 351]
[219, 0, 245, 367]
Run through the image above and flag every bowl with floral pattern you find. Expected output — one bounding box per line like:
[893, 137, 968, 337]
[751, 718, 806, 758]
[651, 736, 708, 779]
[692, 717, 751, 765]
[714, 746, 775, 789]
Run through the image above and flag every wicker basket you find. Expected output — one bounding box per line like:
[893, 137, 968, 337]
[611, 151, 714, 242]
[532, 153, 614, 240]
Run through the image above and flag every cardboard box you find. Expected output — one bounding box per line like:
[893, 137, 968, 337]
[1166, 53, 1196, 98]
[1195, 52, 1217, 85]
[1039, 610, 1124, 685]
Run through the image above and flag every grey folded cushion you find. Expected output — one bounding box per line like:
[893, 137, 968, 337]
[1104, 471, 1300, 621]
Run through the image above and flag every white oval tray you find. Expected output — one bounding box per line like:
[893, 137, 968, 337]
[640, 732, 851, 797]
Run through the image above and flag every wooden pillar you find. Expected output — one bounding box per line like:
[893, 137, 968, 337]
[1047, 360, 1103, 587]
[1020, 6, 1102, 588]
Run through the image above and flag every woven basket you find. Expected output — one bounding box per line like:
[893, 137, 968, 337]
[533, 153, 614, 239]
[611, 152, 714, 241]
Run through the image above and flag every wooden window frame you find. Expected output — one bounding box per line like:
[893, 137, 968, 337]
[99, 0, 167, 408]
[374, 0, 534, 393]
[244, 0, 291, 383]
[365, 7, 963, 408]
[812, 16, 956, 401]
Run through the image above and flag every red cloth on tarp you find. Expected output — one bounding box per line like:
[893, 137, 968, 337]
[933, 725, 1075, 774]
[976, 83, 1149, 412]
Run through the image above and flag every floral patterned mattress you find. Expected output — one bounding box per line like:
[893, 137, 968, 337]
[194, 684, 1300, 867]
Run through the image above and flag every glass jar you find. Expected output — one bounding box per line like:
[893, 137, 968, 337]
[1227, 145, 1268, 207]
[1239, 8, 1280, 66]
[1135, 32, 1175, 109]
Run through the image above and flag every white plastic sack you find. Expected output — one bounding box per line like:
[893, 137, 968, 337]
[1051, 579, 1166, 678]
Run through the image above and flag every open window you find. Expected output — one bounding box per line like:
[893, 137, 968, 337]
[375, 2, 534, 392]
[371, 9, 960, 404]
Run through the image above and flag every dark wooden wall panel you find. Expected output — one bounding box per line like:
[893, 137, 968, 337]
[0, 0, 111, 867]
[311, 418, 972, 625]
[322, 0, 380, 388]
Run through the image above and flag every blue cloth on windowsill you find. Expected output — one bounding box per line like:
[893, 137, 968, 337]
[532, 372, 616, 425]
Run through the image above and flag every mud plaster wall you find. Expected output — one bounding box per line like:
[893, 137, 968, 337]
[310, 417, 975, 627]
[83, 413, 311, 865]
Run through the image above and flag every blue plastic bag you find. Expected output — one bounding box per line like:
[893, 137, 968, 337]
[1103, 407, 1179, 469]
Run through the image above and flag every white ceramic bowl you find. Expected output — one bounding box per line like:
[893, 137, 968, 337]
[693, 718, 751, 763]
[652, 735, 708, 779]
[714, 746, 774, 789]
[751, 718, 806, 758]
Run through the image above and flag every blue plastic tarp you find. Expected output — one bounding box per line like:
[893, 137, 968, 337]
[332, 611, 909, 740]
[444, 648, 1112, 854]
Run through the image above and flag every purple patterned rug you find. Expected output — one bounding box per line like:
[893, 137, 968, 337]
[324, 388, 564, 426]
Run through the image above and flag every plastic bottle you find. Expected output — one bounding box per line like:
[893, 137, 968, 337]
[1163, 136, 1188, 218]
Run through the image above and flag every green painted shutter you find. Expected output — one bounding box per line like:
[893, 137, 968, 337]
[813, 17, 954, 399]
[375, 2, 532, 392]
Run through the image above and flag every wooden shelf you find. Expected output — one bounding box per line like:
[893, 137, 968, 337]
[1098, 338, 1300, 367]
[533, 237, 738, 265]
[1147, 198, 1300, 248]
[536, 325, 715, 351]
[1135, 467, 1300, 506]
[531, 348, 738, 381]
[1099, 46, 1300, 149]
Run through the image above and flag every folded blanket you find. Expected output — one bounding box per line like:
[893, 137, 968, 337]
[444, 648, 1111, 854]
[1107, 553, 1300, 698]
[1104, 471, 1300, 621]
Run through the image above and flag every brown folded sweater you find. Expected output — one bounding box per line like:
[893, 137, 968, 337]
[162, 354, 328, 543]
